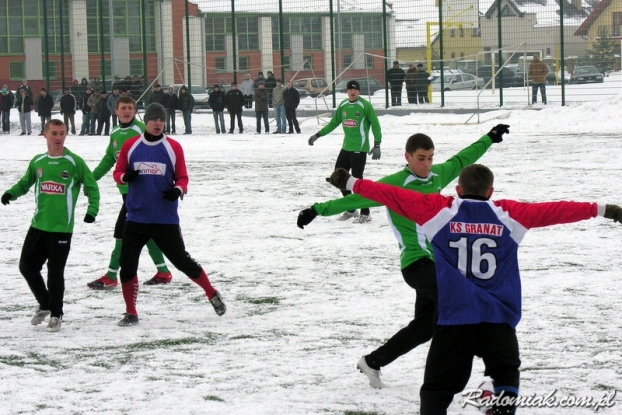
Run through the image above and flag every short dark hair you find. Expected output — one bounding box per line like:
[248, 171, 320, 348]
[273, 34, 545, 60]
[45, 119, 65, 132]
[405, 133, 434, 153]
[458, 164, 494, 196]
[116, 96, 136, 109]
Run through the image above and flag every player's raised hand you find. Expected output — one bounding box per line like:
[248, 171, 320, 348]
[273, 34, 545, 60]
[487, 124, 510, 143]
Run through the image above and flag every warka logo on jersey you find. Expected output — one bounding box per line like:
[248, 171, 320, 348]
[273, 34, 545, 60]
[343, 120, 358, 127]
[40, 181, 66, 194]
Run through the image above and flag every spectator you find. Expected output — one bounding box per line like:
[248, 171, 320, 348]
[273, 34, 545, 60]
[165, 86, 178, 134]
[0, 85, 15, 134]
[254, 72, 266, 90]
[404, 63, 418, 104]
[265, 71, 277, 108]
[59, 87, 77, 135]
[74, 78, 89, 110]
[148, 84, 167, 106]
[253, 81, 269, 134]
[414, 63, 431, 104]
[36, 88, 54, 136]
[107, 87, 122, 128]
[96, 90, 111, 135]
[240, 73, 254, 109]
[529, 54, 548, 105]
[225, 82, 244, 134]
[178, 85, 194, 135]
[284, 81, 301, 134]
[387, 60, 406, 106]
[90, 77, 103, 94]
[87, 90, 101, 136]
[272, 79, 287, 134]
[208, 84, 226, 134]
[79, 87, 94, 136]
[15, 89, 33, 136]
[17, 79, 33, 99]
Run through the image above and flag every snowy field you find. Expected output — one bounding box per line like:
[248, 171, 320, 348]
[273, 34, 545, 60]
[0, 89, 621, 415]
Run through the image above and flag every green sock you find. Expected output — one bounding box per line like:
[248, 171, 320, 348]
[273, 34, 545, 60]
[106, 239, 122, 280]
[146, 239, 169, 273]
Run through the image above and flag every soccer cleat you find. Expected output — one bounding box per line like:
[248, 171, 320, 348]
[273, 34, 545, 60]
[353, 214, 371, 224]
[143, 271, 172, 286]
[117, 313, 139, 326]
[357, 356, 385, 389]
[337, 210, 359, 221]
[46, 316, 62, 332]
[209, 291, 226, 316]
[87, 275, 118, 290]
[31, 309, 50, 325]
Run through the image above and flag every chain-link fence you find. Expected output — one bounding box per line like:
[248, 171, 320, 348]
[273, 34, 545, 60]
[0, 0, 619, 110]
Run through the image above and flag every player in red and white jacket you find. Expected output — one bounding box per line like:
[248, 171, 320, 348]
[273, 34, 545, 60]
[326, 164, 622, 415]
[113, 103, 226, 326]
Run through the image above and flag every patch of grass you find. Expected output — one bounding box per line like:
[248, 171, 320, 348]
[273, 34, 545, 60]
[203, 395, 225, 402]
[248, 297, 280, 305]
[344, 412, 382, 415]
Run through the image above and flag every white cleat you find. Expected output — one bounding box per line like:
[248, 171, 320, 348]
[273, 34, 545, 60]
[337, 210, 359, 221]
[353, 214, 371, 224]
[357, 356, 385, 388]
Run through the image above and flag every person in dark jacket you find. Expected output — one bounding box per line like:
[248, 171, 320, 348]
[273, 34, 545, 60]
[79, 87, 94, 136]
[165, 86, 178, 134]
[0, 85, 15, 134]
[96, 90, 111, 135]
[265, 71, 277, 108]
[404, 64, 418, 104]
[387, 60, 406, 106]
[36, 88, 54, 135]
[17, 79, 33, 99]
[207, 84, 226, 134]
[224, 82, 244, 134]
[74, 78, 89, 110]
[107, 87, 122, 128]
[254, 72, 266, 90]
[15, 89, 33, 135]
[148, 84, 167, 106]
[59, 88, 77, 135]
[283, 81, 301, 134]
[414, 63, 431, 104]
[178, 85, 194, 135]
[253, 81, 269, 134]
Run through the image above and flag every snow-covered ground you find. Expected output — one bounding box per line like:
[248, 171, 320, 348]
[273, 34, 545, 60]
[0, 89, 621, 415]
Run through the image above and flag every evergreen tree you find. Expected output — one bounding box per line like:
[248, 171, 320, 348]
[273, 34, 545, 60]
[586, 26, 615, 74]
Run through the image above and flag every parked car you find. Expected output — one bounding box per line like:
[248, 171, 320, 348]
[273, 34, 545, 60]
[568, 66, 604, 84]
[334, 77, 384, 95]
[291, 77, 330, 97]
[431, 73, 485, 91]
[170, 84, 210, 109]
[514, 65, 557, 86]
[476, 65, 520, 88]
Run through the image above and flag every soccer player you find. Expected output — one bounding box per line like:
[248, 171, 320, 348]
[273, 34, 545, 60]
[325, 165, 622, 415]
[308, 80, 382, 223]
[2, 119, 99, 332]
[87, 96, 173, 290]
[298, 125, 509, 388]
[113, 103, 226, 326]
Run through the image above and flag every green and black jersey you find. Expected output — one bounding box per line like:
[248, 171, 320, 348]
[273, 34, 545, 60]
[92, 119, 145, 195]
[5, 148, 99, 233]
[318, 97, 381, 153]
[312, 135, 493, 269]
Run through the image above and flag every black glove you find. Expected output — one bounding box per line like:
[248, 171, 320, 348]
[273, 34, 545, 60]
[308, 133, 320, 146]
[604, 204, 622, 223]
[369, 144, 381, 160]
[84, 214, 95, 223]
[122, 170, 140, 182]
[297, 207, 318, 229]
[325, 168, 351, 190]
[1, 193, 12, 205]
[163, 188, 182, 201]
[487, 124, 510, 143]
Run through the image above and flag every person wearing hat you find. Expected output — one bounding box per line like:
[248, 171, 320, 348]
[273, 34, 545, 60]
[36, 88, 54, 136]
[178, 85, 194, 135]
[240, 73, 254, 109]
[96, 90, 111, 135]
[207, 84, 226, 134]
[87, 95, 174, 290]
[107, 86, 122, 128]
[148, 84, 167, 107]
[387, 60, 406, 106]
[0, 85, 15, 134]
[60, 88, 77, 135]
[414, 63, 431, 104]
[112, 103, 227, 326]
[254, 72, 266, 90]
[224, 82, 244, 134]
[253, 81, 269, 134]
[307, 80, 382, 223]
[164, 86, 178, 134]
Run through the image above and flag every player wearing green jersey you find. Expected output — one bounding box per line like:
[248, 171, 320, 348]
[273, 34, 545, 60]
[2, 119, 100, 332]
[86, 96, 173, 290]
[298, 125, 510, 388]
[308, 80, 382, 223]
